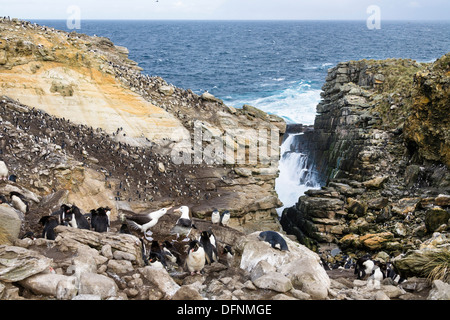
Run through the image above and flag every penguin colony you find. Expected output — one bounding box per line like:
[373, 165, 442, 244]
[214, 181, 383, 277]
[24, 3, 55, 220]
[0, 98, 210, 207]
[0, 98, 240, 276]
[0, 182, 234, 275]
[0, 18, 409, 283]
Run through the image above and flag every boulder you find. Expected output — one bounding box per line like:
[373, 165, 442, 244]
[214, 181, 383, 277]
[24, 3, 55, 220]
[425, 207, 449, 233]
[78, 272, 118, 299]
[359, 232, 394, 250]
[297, 197, 344, 219]
[238, 232, 330, 299]
[362, 176, 388, 189]
[54, 226, 143, 266]
[0, 245, 52, 282]
[107, 259, 134, 274]
[427, 280, 450, 300]
[393, 248, 448, 278]
[0, 205, 22, 245]
[172, 284, 204, 300]
[159, 85, 175, 96]
[347, 198, 367, 217]
[72, 294, 102, 300]
[435, 194, 450, 207]
[139, 265, 180, 299]
[252, 271, 293, 293]
[20, 273, 78, 300]
[201, 92, 222, 103]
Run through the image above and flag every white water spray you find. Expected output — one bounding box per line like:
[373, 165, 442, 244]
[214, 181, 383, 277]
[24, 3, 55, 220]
[275, 132, 321, 216]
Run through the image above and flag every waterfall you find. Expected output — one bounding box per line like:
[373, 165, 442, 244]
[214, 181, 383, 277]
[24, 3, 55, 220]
[275, 132, 320, 216]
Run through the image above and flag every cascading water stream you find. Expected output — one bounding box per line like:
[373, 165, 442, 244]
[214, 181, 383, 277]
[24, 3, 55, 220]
[275, 132, 321, 216]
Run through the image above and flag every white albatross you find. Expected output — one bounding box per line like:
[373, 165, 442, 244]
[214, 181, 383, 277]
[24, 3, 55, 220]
[122, 207, 171, 241]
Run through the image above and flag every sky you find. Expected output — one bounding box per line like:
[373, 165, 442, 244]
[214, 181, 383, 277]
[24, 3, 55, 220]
[1, 0, 449, 21]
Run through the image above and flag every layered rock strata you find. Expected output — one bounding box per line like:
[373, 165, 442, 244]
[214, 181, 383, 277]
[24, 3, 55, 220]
[281, 55, 450, 261]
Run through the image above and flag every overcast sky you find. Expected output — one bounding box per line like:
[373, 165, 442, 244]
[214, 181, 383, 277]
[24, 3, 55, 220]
[1, 0, 449, 21]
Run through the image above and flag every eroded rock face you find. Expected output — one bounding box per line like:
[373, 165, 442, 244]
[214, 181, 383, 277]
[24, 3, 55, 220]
[280, 56, 450, 258]
[0, 18, 286, 233]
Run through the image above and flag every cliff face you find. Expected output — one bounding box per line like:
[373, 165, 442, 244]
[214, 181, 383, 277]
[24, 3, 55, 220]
[405, 54, 450, 168]
[0, 18, 286, 234]
[281, 54, 450, 255]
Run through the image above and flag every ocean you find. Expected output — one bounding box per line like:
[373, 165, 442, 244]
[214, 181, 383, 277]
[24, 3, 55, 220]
[32, 19, 450, 212]
[33, 20, 450, 124]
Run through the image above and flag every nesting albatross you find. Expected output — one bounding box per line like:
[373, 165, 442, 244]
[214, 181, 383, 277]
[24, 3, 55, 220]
[121, 207, 171, 241]
[170, 205, 195, 241]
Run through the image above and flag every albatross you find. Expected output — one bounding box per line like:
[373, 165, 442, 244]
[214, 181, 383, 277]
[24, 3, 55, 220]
[122, 207, 171, 241]
[170, 205, 195, 241]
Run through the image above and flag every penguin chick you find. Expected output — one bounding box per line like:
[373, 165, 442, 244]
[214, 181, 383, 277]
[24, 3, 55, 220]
[220, 210, 230, 227]
[211, 209, 220, 224]
[185, 240, 205, 275]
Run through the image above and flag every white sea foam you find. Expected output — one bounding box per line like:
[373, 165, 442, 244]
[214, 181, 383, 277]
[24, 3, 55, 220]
[225, 81, 321, 125]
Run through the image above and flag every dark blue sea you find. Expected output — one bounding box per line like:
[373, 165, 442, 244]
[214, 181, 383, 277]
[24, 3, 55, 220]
[33, 20, 450, 124]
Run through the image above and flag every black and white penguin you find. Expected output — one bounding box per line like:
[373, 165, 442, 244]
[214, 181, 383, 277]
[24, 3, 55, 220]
[148, 251, 166, 269]
[0, 160, 8, 180]
[59, 204, 72, 225]
[65, 205, 91, 230]
[258, 231, 289, 251]
[367, 263, 385, 289]
[199, 230, 218, 264]
[220, 210, 230, 227]
[223, 245, 234, 266]
[386, 262, 407, 284]
[170, 206, 195, 240]
[162, 240, 182, 265]
[355, 255, 375, 280]
[150, 240, 168, 267]
[39, 215, 60, 240]
[185, 240, 206, 275]
[122, 207, 171, 241]
[91, 207, 111, 233]
[211, 209, 220, 224]
[9, 191, 29, 214]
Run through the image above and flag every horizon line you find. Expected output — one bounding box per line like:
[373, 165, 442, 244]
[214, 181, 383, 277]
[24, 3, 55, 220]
[14, 17, 450, 23]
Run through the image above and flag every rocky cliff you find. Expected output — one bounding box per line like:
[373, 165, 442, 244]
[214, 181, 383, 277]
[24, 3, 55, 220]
[0, 18, 286, 235]
[281, 54, 450, 271]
